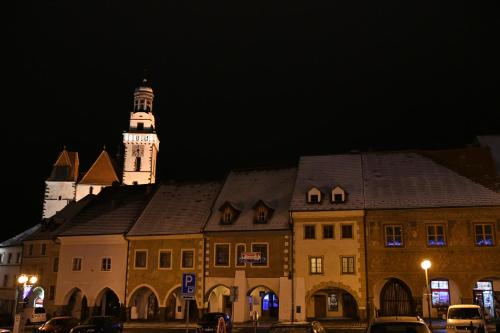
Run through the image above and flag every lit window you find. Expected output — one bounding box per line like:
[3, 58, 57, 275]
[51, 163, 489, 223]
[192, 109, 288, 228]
[310, 257, 323, 274]
[431, 280, 450, 307]
[101, 257, 111, 271]
[256, 208, 267, 223]
[222, 210, 232, 224]
[134, 251, 147, 269]
[251, 243, 268, 267]
[7, 253, 12, 264]
[475, 224, 494, 246]
[341, 256, 355, 274]
[427, 224, 446, 246]
[323, 225, 334, 239]
[181, 250, 194, 269]
[28, 244, 34, 256]
[41, 244, 46, 256]
[341, 225, 353, 239]
[385, 225, 403, 247]
[215, 244, 230, 266]
[72, 258, 82, 271]
[159, 251, 172, 269]
[304, 225, 316, 239]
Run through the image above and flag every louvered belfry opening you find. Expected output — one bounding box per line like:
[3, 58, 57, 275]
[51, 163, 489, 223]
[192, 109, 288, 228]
[380, 278, 415, 316]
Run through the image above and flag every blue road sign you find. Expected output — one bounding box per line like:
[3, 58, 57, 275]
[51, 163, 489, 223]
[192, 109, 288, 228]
[181, 273, 196, 297]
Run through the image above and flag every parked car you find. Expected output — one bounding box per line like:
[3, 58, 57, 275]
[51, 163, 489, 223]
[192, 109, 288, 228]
[197, 312, 232, 333]
[269, 321, 326, 333]
[69, 316, 123, 333]
[446, 304, 488, 333]
[366, 316, 431, 333]
[37, 316, 80, 333]
[27, 307, 47, 324]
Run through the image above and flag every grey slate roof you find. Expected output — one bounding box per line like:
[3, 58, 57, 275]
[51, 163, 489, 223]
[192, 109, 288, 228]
[290, 154, 364, 211]
[204, 167, 297, 232]
[0, 224, 41, 247]
[127, 182, 222, 236]
[362, 152, 500, 209]
[291, 152, 500, 211]
[59, 185, 155, 237]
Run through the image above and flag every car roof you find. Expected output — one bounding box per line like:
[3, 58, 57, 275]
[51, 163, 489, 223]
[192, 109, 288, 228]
[371, 316, 425, 323]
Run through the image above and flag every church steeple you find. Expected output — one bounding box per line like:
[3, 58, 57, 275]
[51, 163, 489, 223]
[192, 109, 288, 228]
[122, 77, 160, 185]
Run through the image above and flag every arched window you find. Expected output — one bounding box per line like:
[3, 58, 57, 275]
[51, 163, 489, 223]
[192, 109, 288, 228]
[135, 157, 141, 171]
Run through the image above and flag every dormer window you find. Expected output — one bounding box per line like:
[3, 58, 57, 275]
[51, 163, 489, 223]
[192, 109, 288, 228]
[307, 187, 322, 204]
[331, 186, 346, 203]
[219, 202, 240, 225]
[253, 200, 274, 224]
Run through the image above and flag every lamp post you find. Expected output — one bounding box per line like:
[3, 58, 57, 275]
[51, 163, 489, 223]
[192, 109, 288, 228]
[13, 274, 38, 333]
[420, 260, 432, 330]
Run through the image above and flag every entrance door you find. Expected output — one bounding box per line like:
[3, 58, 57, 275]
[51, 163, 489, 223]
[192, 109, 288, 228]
[342, 293, 357, 318]
[314, 295, 327, 318]
[380, 279, 414, 316]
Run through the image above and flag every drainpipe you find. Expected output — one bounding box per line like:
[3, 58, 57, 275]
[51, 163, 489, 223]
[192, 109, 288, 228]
[289, 211, 295, 323]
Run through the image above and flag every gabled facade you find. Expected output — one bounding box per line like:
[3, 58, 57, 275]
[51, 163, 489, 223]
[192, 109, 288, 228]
[203, 168, 297, 323]
[125, 182, 221, 321]
[290, 155, 367, 321]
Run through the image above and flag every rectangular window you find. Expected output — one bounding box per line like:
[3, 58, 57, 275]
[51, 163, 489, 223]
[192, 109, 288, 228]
[251, 243, 268, 267]
[385, 225, 404, 247]
[41, 244, 46, 256]
[101, 257, 111, 271]
[235, 244, 246, 267]
[310, 256, 323, 274]
[3, 274, 8, 287]
[181, 250, 194, 269]
[323, 225, 334, 239]
[134, 250, 147, 269]
[0, 253, 3, 263]
[341, 256, 355, 274]
[49, 286, 55, 300]
[16, 253, 20, 264]
[427, 224, 446, 246]
[304, 225, 316, 239]
[431, 280, 450, 307]
[159, 251, 172, 269]
[215, 244, 230, 267]
[28, 244, 33, 256]
[53, 257, 59, 272]
[341, 224, 353, 239]
[474, 224, 494, 246]
[72, 258, 82, 271]
[7, 253, 12, 264]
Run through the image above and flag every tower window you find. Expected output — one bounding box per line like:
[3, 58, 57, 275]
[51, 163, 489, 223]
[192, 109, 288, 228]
[137, 122, 144, 130]
[135, 157, 141, 171]
[89, 186, 93, 195]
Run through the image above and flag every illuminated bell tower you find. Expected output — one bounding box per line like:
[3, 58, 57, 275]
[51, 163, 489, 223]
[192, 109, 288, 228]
[122, 78, 160, 185]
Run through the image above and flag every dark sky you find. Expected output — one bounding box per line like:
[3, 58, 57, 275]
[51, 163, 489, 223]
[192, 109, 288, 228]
[6, 0, 498, 240]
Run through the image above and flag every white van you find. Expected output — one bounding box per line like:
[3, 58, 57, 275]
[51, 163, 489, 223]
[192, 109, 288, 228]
[446, 304, 488, 333]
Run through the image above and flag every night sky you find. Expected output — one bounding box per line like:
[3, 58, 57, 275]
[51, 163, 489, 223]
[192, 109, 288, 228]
[7, 0, 498, 240]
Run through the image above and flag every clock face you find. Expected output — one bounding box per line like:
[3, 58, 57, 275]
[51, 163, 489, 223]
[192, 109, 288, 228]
[132, 145, 144, 157]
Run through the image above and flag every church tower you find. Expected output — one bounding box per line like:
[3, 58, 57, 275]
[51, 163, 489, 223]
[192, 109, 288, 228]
[122, 78, 160, 185]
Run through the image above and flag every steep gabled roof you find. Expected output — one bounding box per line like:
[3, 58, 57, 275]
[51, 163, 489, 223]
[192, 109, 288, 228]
[127, 181, 222, 236]
[78, 149, 119, 185]
[204, 167, 297, 232]
[58, 185, 155, 237]
[47, 149, 79, 182]
[0, 224, 41, 247]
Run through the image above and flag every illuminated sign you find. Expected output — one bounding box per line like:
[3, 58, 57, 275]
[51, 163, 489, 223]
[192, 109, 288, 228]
[241, 252, 261, 263]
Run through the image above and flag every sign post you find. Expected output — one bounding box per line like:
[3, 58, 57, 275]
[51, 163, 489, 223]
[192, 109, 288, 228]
[182, 273, 196, 333]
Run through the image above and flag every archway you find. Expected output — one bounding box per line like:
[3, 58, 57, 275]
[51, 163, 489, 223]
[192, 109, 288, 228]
[380, 278, 414, 316]
[207, 285, 231, 316]
[166, 287, 198, 320]
[307, 287, 357, 319]
[472, 277, 500, 319]
[248, 286, 279, 320]
[65, 288, 88, 321]
[129, 286, 159, 320]
[30, 287, 45, 309]
[94, 288, 120, 317]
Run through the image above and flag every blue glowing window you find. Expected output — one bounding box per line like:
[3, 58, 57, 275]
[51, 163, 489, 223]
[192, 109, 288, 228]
[475, 224, 494, 247]
[427, 225, 446, 247]
[385, 225, 403, 247]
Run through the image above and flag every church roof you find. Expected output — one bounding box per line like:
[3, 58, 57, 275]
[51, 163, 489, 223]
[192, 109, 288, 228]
[47, 149, 79, 182]
[78, 149, 119, 185]
[0, 224, 41, 247]
[127, 181, 222, 236]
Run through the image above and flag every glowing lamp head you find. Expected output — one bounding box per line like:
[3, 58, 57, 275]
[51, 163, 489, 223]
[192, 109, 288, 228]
[17, 275, 28, 284]
[420, 259, 432, 270]
[29, 276, 38, 284]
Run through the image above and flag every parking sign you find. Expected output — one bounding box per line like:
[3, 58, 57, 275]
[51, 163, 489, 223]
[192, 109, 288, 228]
[181, 273, 196, 298]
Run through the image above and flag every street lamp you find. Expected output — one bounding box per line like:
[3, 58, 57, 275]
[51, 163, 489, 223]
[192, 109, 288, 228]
[13, 274, 38, 333]
[420, 260, 432, 329]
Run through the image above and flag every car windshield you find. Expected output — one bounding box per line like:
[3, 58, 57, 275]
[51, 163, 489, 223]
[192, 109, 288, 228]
[200, 313, 225, 322]
[448, 308, 482, 319]
[369, 323, 429, 333]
